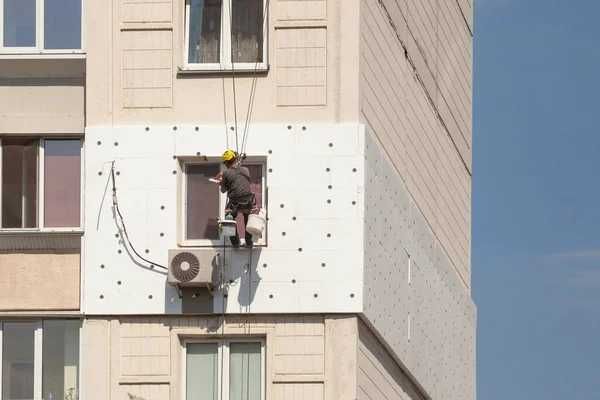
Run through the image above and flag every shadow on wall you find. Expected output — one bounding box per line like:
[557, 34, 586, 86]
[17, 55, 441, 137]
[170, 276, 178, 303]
[175, 247, 263, 314]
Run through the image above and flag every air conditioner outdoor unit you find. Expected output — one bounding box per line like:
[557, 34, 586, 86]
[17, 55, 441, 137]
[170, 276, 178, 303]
[167, 249, 219, 288]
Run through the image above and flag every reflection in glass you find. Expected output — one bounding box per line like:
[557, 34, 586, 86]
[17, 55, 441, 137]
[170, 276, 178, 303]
[42, 320, 80, 400]
[188, 0, 222, 63]
[44, 0, 82, 49]
[3, 0, 36, 47]
[2, 323, 36, 400]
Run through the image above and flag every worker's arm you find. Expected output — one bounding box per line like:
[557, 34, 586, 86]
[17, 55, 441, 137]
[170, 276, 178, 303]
[219, 170, 230, 193]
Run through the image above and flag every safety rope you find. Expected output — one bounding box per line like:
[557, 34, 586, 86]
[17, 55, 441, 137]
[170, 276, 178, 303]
[228, 0, 240, 154]
[240, 0, 271, 158]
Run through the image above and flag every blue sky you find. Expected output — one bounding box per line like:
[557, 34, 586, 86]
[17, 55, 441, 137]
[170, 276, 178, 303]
[474, 0, 600, 398]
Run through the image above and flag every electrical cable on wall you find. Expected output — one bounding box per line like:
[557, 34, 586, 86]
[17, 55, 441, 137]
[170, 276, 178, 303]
[110, 161, 168, 271]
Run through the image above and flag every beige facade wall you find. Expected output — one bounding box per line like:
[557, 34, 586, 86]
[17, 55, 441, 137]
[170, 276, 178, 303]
[85, 0, 360, 126]
[0, 251, 80, 311]
[357, 321, 424, 400]
[0, 59, 85, 135]
[81, 315, 360, 400]
[359, 0, 472, 285]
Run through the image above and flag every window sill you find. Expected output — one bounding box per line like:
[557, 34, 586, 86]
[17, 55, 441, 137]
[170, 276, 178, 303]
[0, 51, 86, 60]
[177, 64, 269, 76]
[178, 240, 267, 248]
[0, 229, 83, 235]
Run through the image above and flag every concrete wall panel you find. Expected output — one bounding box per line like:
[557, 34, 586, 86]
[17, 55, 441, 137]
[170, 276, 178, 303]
[0, 252, 80, 311]
[362, 132, 475, 400]
[81, 315, 355, 400]
[358, 321, 424, 400]
[360, 0, 471, 284]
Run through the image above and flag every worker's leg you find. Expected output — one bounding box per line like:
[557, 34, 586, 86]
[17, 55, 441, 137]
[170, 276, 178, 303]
[243, 212, 253, 247]
[229, 209, 241, 247]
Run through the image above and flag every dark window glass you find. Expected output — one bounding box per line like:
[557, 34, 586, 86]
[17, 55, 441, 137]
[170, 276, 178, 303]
[3, 0, 36, 47]
[2, 139, 38, 229]
[44, 140, 81, 227]
[44, 0, 82, 49]
[186, 163, 220, 240]
[42, 320, 80, 400]
[2, 323, 36, 400]
[188, 0, 222, 63]
[232, 0, 263, 63]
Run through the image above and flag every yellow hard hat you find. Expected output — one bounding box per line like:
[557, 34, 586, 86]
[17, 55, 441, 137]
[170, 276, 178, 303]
[222, 149, 237, 162]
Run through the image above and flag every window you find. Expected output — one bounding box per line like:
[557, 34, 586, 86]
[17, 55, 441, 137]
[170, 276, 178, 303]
[0, 138, 82, 230]
[183, 340, 264, 400]
[181, 160, 266, 245]
[0, 320, 80, 400]
[184, 0, 267, 70]
[0, 0, 83, 52]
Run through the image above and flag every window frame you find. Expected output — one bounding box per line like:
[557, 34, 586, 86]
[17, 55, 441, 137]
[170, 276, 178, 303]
[0, 137, 84, 233]
[0, 0, 86, 55]
[181, 338, 266, 400]
[179, 158, 267, 247]
[182, 0, 268, 72]
[0, 319, 82, 400]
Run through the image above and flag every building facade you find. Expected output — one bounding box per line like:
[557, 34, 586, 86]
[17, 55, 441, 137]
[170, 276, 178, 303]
[0, 0, 474, 399]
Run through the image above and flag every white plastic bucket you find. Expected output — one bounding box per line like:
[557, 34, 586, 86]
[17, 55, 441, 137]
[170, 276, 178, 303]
[246, 208, 266, 239]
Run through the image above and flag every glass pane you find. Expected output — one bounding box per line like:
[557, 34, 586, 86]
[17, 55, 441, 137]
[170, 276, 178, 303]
[44, 140, 81, 227]
[188, 0, 222, 63]
[186, 164, 220, 240]
[229, 342, 261, 400]
[186, 343, 218, 400]
[3, 0, 36, 47]
[44, 0, 82, 49]
[2, 322, 36, 400]
[42, 320, 80, 400]
[2, 139, 38, 229]
[232, 0, 263, 63]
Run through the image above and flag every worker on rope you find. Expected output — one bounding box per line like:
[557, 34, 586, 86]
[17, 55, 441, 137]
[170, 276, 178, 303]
[213, 149, 255, 248]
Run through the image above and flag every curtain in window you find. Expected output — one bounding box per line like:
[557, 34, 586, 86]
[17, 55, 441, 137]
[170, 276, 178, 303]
[42, 320, 80, 400]
[232, 0, 263, 63]
[187, 343, 218, 400]
[1, 139, 38, 228]
[229, 343, 261, 400]
[2, 323, 36, 400]
[186, 164, 221, 240]
[189, 0, 222, 63]
[44, 140, 81, 228]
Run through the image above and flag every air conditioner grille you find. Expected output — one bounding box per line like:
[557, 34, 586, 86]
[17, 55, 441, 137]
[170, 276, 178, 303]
[171, 252, 200, 282]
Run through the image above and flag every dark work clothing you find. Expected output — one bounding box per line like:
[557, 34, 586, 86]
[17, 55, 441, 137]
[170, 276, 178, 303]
[221, 166, 254, 247]
[228, 211, 253, 247]
[221, 166, 253, 201]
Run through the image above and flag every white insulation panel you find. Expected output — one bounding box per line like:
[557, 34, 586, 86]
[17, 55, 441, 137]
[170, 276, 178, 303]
[83, 123, 365, 314]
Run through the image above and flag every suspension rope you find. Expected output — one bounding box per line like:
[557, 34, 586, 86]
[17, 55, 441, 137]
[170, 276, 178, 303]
[241, 0, 270, 157]
[219, 236, 227, 399]
[222, 76, 230, 149]
[228, 0, 240, 154]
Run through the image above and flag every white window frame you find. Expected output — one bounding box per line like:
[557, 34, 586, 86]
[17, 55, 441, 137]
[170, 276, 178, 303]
[179, 158, 267, 247]
[181, 338, 266, 400]
[0, 320, 82, 400]
[182, 0, 268, 72]
[0, 137, 84, 233]
[0, 0, 86, 55]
